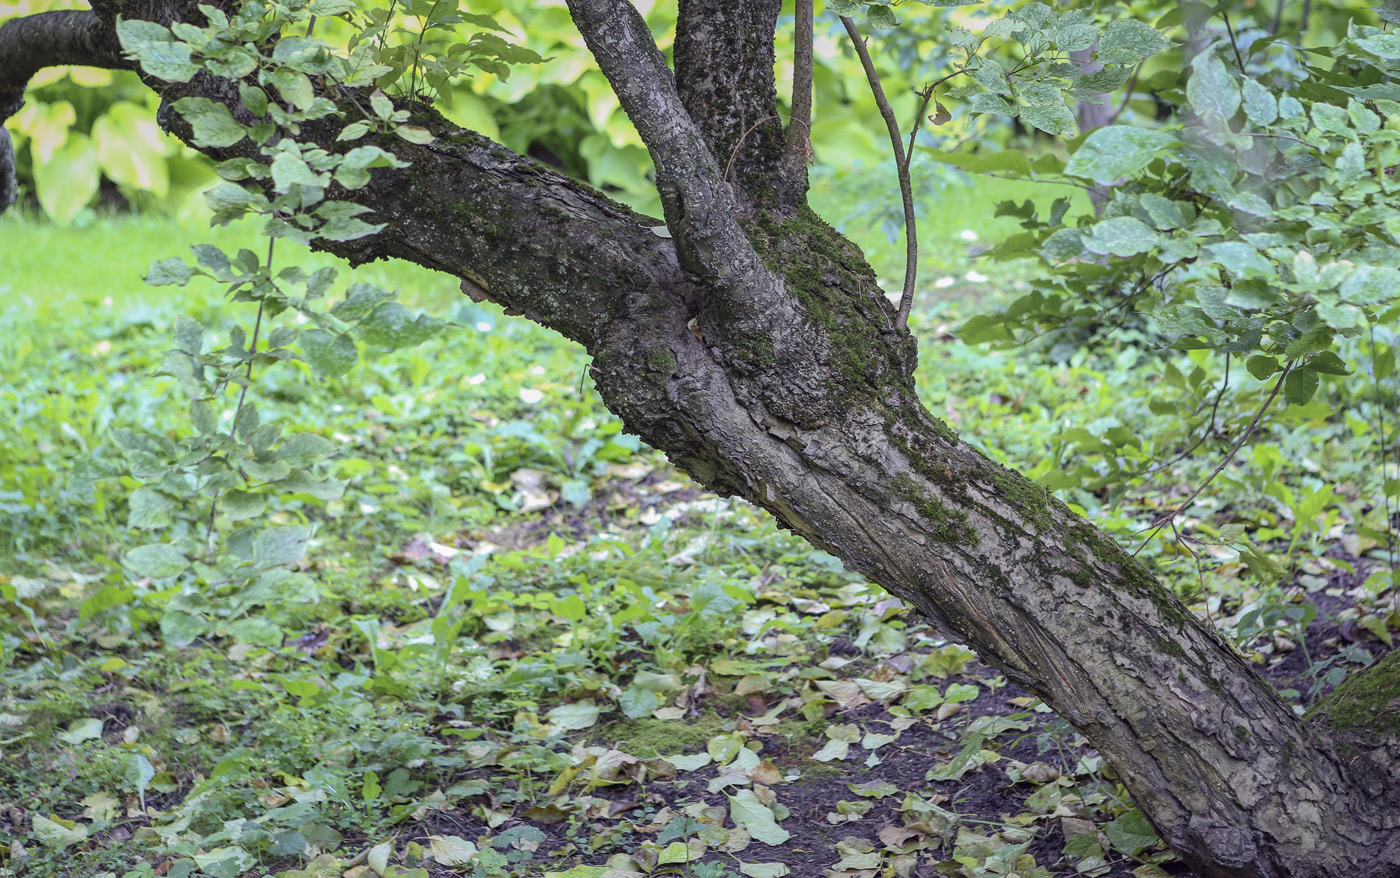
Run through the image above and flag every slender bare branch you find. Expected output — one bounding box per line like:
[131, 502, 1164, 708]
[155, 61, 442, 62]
[840, 16, 919, 325]
[1133, 361, 1294, 556]
[565, 0, 782, 310]
[782, 0, 814, 178]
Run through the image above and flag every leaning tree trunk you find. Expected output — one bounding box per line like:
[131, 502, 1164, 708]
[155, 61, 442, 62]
[3, 1, 1400, 875]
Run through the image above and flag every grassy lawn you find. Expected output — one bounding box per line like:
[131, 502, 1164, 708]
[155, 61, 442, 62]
[0, 201, 1391, 878]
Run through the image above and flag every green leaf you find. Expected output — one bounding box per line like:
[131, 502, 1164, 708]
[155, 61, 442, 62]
[921, 150, 1032, 177]
[1188, 49, 1240, 120]
[276, 432, 337, 466]
[116, 20, 198, 82]
[1284, 368, 1319, 405]
[128, 486, 174, 529]
[171, 98, 248, 148]
[728, 790, 790, 845]
[1241, 80, 1278, 126]
[34, 132, 99, 224]
[223, 490, 266, 521]
[58, 717, 105, 744]
[124, 543, 189, 580]
[145, 257, 196, 286]
[1308, 351, 1351, 375]
[546, 700, 602, 730]
[125, 753, 156, 807]
[1201, 242, 1272, 278]
[271, 149, 324, 192]
[252, 526, 312, 569]
[866, 5, 897, 29]
[1064, 126, 1177, 185]
[31, 814, 89, 848]
[226, 618, 285, 647]
[79, 586, 134, 622]
[357, 302, 446, 349]
[1020, 102, 1077, 136]
[619, 686, 660, 719]
[1246, 355, 1280, 380]
[1082, 217, 1160, 257]
[1105, 808, 1159, 856]
[1097, 19, 1170, 65]
[301, 329, 359, 377]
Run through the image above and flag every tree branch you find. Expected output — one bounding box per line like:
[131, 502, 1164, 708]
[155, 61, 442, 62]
[840, 17, 919, 325]
[780, 0, 814, 194]
[0, 9, 133, 212]
[565, 0, 782, 312]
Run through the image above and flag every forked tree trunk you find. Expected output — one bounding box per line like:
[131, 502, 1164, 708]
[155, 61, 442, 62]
[3, 1, 1400, 875]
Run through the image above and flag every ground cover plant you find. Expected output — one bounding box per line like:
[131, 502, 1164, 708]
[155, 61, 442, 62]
[3, 1, 1400, 877]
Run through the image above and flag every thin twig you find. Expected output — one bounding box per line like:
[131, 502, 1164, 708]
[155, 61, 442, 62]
[784, 0, 813, 159]
[1106, 63, 1142, 126]
[1242, 131, 1316, 148]
[1133, 361, 1294, 556]
[840, 16, 918, 325]
[724, 113, 804, 184]
[1221, 11, 1246, 72]
[1127, 356, 1232, 484]
[205, 237, 274, 556]
[902, 86, 937, 177]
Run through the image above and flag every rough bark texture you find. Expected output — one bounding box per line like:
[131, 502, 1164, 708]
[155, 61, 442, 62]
[5, 3, 1400, 876]
[673, 0, 795, 212]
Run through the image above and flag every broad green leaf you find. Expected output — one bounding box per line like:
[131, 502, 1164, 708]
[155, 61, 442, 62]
[276, 432, 337, 466]
[271, 149, 324, 192]
[92, 103, 170, 197]
[172, 98, 248, 148]
[31, 814, 89, 848]
[357, 302, 446, 349]
[1097, 19, 1170, 64]
[223, 490, 266, 521]
[1064, 126, 1177, 185]
[34, 132, 98, 224]
[1246, 355, 1280, 380]
[300, 329, 358, 377]
[665, 753, 713, 771]
[58, 717, 105, 744]
[124, 543, 189, 580]
[125, 753, 156, 809]
[116, 20, 198, 82]
[1105, 808, 1159, 856]
[619, 686, 660, 719]
[1284, 368, 1319, 405]
[128, 486, 174, 529]
[226, 618, 285, 647]
[1082, 217, 1160, 257]
[252, 525, 312, 568]
[1202, 242, 1273, 278]
[1241, 80, 1278, 126]
[921, 150, 1032, 177]
[1188, 49, 1240, 120]
[546, 700, 602, 730]
[79, 586, 134, 621]
[1020, 102, 1077, 136]
[728, 789, 790, 845]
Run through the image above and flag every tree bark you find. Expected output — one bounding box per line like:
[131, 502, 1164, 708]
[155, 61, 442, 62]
[4, 3, 1400, 876]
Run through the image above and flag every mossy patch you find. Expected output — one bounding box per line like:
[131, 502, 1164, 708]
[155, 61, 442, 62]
[595, 712, 730, 756]
[1307, 648, 1400, 741]
[740, 205, 916, 410]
